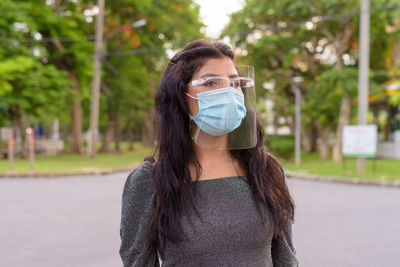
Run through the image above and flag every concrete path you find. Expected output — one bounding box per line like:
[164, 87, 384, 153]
[0, 173, 399, 266]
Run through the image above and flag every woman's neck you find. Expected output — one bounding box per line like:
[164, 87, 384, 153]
[192, 142, 244, 180]
[194, 144, 233, 163]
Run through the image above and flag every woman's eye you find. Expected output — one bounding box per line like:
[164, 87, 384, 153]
[203, 81, 217, 87]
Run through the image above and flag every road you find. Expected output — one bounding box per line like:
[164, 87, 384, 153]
[290, 178, 400, 267]
[0, 173, 125, 267]
[0, 172, 399, 266]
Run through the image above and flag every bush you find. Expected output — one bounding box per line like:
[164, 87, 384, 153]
[265, 135, 295, 159]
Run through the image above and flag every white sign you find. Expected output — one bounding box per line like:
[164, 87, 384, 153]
[0, 127, 12, 140]
[342, 124, 377, 157]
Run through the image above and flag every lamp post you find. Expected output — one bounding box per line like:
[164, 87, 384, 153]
[357, 0, 370, 173]
[89, 0, 105, 158]
[293, 76, 303, 166]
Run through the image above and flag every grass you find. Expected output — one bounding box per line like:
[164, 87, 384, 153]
[282, 152, 400, 182]
[0, 142, 153, 175]
[2, 143, 399, 182]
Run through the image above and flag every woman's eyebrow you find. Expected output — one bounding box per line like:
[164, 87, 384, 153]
[199, 73, 240, 78]
[199, 73, 219, 78]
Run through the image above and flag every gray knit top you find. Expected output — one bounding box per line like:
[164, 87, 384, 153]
[119, 161, 298, 267]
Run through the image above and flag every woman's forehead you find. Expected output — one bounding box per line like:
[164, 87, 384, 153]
[193, 57, 238, 79]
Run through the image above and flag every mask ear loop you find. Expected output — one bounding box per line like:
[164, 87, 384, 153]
[185, 93, 198, 120]
[185, 92, 199, 100]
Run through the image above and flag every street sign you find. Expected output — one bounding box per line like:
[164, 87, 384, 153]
[342, 124, 377, 158]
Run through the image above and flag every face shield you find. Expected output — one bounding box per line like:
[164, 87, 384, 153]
[186, 65, 257, 150]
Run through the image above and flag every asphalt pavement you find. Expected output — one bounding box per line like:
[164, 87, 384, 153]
[0, 173, 126, 267]
[288, 178, 400, 267]
[0, 172, 399, 267]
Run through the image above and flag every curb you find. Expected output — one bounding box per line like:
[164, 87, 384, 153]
[0, 167, 135, 178]
[1, 167, 399, 188]
[285, 170, 400, 188]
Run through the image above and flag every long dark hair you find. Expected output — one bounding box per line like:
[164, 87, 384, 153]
[148, 39, 295, 259]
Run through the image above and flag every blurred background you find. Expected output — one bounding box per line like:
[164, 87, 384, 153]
[0, 0, 399, 266]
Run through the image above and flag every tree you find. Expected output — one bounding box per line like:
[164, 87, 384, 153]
[0, 0, 71, 157]
[223, 0, 399, 160]
[98, 0, 204, 151]
[30, 0, 94, 154]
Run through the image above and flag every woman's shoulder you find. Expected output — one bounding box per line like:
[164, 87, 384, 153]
[127, 160, 153, 180]
[123, 161, 155, 201]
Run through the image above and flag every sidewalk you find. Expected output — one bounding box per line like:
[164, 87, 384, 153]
[285, 170, 400, 188]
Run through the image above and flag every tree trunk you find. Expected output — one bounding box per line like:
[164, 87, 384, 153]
[45, 18, 83, 154]
[332, 97, 351, 162]
[316, 122, 332, 159]
[14, 108, 27, 159]
[273, 103, 279, 135]
[332, 50, 350, 163]
[69, 72, 83, 154]
[301, 124, 312, 153]
[126, 109, 135, 151]
[301, 120, 319, 153]
[286, 116, 295, 135]
[384, 105, 396, 141]
[141, 109, 155, 147]
[99, 114, 115, 152]
[319, 130, 331, 159]
[309, 119, 318, 152]
[114, 113, 121, 152]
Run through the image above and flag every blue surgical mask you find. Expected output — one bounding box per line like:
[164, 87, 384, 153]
[186, 87, 247, 136]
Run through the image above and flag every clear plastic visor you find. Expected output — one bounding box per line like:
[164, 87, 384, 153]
[187, 65, 257, 150]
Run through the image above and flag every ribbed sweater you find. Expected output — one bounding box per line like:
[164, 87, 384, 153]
[119, 161, 298, 266]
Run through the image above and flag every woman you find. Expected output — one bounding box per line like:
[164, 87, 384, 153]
[120, 39, 298, 266]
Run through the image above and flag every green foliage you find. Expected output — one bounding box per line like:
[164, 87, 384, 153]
[265, 135, 295, 159]
[1, 59, 71, 117]
[389, 92, 400, 106]
[223, 0, 400, 152]
[0, 2, 71, 126]
[0, 56, 35, 97]
[0, 0, 204, 141]
[100, 0, 204, 132]
[0, 0, 74, 127]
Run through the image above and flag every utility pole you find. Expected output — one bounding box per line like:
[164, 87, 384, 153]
[293, 76, 303, 166]
[357, 0, 370, 172]
[89, 0, 105, 158]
